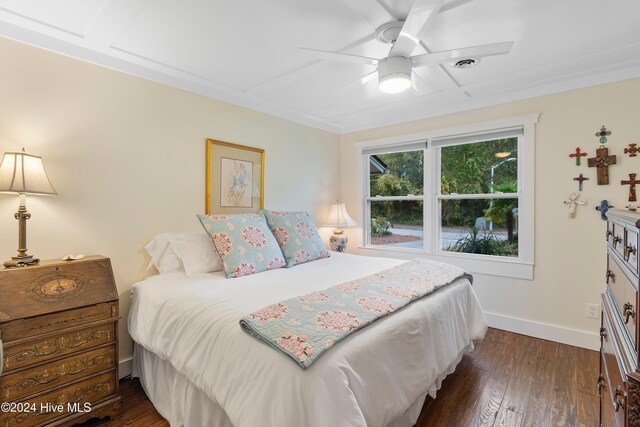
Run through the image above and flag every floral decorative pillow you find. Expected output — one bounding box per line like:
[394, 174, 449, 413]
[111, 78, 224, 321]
[197, 213, 285, 278]
[262, 210, 330, 268]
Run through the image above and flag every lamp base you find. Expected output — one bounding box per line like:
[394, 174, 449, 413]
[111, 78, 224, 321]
[330, 233, 348, 253]
[4, 255, 39, 268]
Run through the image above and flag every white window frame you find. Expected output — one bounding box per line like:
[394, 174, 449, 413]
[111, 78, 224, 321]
[355, 114, 539, 280]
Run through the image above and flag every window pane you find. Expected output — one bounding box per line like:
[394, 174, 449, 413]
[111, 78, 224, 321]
[440, 137, 518, 195]
[441, 198, 518, 257]
[369, 151, 424, 196]
[370, 200, 423, 248]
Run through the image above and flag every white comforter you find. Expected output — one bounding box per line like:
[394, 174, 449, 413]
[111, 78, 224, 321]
[128, 252, 487, 427]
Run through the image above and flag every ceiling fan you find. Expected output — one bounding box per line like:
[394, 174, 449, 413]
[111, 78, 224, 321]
[299, 0, 514, 94]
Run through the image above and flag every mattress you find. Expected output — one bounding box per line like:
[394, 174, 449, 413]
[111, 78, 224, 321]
[129, 252, 487, 427]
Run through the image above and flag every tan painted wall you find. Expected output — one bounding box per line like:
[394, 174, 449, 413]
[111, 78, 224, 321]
[340, 78, 640, 346]
[0, 37, 341, 362]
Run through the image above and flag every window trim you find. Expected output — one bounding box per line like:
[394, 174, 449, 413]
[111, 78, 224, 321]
[355, 114, 539, 280]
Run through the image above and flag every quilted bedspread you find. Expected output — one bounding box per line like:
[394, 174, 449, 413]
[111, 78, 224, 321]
[240, 258, 472, 369]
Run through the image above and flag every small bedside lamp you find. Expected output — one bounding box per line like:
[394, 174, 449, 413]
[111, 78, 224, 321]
[325, 202, 355, 252]
[0, 149, 57, 268]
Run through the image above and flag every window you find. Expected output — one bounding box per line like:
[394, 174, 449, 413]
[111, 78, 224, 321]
[364, 142, 426, 249]
[359, 115, 537, 279]
[436, 133, 520, 258]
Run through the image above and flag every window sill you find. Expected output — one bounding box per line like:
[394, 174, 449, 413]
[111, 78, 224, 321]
[355, 245, 534, 280]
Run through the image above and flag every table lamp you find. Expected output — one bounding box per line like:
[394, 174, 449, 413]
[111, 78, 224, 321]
[0, 149, 57, 267]
[325, 202, 355, 252]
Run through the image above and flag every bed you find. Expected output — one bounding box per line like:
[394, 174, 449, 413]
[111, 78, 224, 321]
[128, 251, 487, 427]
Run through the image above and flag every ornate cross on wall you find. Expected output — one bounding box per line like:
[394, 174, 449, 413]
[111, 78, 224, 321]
[588, 147, 617, 185]
[625, 143, 639, 157]
[596, 200, 614, 221]
[563, 192, 585, 218]
[573, 173, 589, 191]
[622, 173, 640, 202]
[595, 125, 612, 144]
[569, 147, 588, 166]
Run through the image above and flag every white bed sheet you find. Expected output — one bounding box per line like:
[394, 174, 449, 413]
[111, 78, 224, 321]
[129, 252, 487, 427]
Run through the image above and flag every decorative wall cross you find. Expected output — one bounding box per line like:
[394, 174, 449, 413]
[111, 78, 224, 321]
[625, 143, 639, 157]
[587, 147, 617, 185]
[569, 147, 588, 166]
[563, 192, 585, 219]
[595, 125, 612, 144]
[573, 173, 589, 191]
[596, 200, 613, 220]
[621, 173, 640, 202]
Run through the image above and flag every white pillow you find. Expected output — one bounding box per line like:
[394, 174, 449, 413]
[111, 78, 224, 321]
[144, 233, 183, 274]
[169, 231, 223, 276]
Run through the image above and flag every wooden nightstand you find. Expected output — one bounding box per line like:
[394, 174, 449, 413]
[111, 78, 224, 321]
[0, 256, 122, 427]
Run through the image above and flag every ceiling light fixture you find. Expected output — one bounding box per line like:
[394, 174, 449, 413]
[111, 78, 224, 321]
[377, 56, 412, 94]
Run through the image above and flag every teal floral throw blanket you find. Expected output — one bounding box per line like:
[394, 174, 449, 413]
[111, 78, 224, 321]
[239, 259, 472, 369]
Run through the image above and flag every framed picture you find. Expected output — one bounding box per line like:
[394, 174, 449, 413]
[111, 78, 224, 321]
[206, 139, 264, 214]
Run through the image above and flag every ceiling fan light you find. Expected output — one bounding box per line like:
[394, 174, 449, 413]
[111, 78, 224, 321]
[377, 56, 413, 94]
[379, 73, 412, 93]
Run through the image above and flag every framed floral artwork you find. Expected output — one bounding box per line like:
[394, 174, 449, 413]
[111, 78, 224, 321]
[206, 139, 264, 214]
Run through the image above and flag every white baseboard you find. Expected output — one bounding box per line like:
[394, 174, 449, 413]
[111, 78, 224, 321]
[484, 311, 600, 351]
[119, 356, 133, 379]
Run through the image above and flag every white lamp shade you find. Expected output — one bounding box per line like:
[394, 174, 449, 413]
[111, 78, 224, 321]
[325, 203, 356, 228]
[0, 151, 57, 195]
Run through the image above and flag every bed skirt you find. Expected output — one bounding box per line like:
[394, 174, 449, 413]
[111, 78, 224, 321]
[132, 342, 471, 427]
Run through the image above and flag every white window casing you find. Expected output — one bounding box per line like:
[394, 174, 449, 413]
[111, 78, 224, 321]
[355, 114, 539, 280]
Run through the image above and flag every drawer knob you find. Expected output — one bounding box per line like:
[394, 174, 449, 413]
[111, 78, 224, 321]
[600, 327, 607, 340]
[613, 386, 624, 412]
[606, 269, 615, 284]
[624, 302, 635, 324]
[607, 230, 613, 240]
[625, 245, 637, 262]
[614, 235, 622, 247]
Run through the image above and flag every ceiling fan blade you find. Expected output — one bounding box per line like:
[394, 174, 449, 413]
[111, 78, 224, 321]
[332, 71, 378, 94]
[440, 0, 474, 14]
[389, 0, 446, 58]
[342, 0, 396, 29]
[298, 48, 378, 66]
[411, 41, 514, 68]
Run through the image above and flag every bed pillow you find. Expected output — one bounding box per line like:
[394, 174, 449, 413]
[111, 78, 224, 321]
[169, 231, 223, 277]
[144, 233, 184, 274]
[197, 213, 286, 278]
[262, 210, 330, 268]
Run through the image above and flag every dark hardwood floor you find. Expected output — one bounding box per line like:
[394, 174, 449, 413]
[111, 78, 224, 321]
[83, 328, 599, 427]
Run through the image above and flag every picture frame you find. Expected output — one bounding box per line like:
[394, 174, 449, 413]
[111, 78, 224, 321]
[206, 139, 264, 214]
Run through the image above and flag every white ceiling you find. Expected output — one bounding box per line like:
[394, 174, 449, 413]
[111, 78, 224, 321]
[0, 0, 638, 133]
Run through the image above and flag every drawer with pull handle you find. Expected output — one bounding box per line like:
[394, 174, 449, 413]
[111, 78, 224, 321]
[607, 221, 616, 246]
[2, 322, 116, 373]
[0, 303, 118, 343]
[601, 310, 627, 427]
[607, 253, 638, 352]
[625, 227, 639, 275]
[0, 344, 116, 401]
[0, 370, 116, 427]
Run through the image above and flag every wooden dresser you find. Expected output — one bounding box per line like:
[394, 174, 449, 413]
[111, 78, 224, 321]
[0, 256, 122, 427]
[601, 209, 640, 426]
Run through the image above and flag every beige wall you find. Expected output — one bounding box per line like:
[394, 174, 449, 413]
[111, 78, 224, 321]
[0, 37, 340, 363]
[340, 78, 640, 348]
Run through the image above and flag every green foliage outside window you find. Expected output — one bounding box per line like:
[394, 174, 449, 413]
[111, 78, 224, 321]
[440, 138, 518, 228]
[371, 218, 392, 237]
[445, 228, 518, 256]
[369, 138, 518, 228]
[370, 151, 424, 226]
